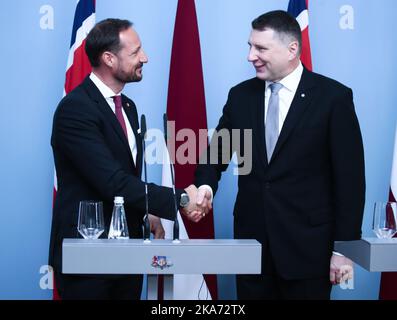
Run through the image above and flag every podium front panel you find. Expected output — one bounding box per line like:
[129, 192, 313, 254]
[62, 239, 261, 275]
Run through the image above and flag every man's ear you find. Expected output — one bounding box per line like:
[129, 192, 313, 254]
[288, 41, 299, 61]
[101, 51, 115, 68]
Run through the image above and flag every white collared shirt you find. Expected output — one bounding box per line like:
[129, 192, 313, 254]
[89, 72, 137, 164]
[264, 62, 304, 134]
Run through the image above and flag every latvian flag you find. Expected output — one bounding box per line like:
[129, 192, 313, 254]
[379, 126, 397, 300]
[287, 0, 312, 71]
[390, 127, 397, 203]
[161, 0, 217, 300]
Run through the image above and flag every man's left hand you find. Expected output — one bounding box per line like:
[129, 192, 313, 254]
[148, 214, 165, 239]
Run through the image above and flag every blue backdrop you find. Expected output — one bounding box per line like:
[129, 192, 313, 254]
[0, 0, 396, 299]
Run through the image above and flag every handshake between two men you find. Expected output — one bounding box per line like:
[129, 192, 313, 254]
[145, 185, 212, 240]
[179, 185, 213, 223]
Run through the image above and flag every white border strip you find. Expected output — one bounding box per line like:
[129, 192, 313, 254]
[296, 9, 309, 31]
[65, 13, 96, 72]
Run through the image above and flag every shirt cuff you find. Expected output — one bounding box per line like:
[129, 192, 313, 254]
[198, 185, 213, 202]
[332, 251, 344, 257]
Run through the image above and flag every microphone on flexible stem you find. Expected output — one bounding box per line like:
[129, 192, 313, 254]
[140, 114, 151, 243]
[163, 113, 180, 242]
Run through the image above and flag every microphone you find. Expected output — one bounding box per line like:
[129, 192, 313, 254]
[140, 114, 151, 242]
[163, 113, 180, 241]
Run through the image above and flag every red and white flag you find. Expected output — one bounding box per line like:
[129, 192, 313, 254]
[288, 0, 313, 71]
[379, 125, 397, 300]
[52, 0, 95, 300]
[161, 0, 217, 300]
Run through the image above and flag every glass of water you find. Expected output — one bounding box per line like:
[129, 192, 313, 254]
[373, 202, 397, 239]
[77, 201, 104, 239]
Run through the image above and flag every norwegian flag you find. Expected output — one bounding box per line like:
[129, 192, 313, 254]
[52, 0, 95, 300]
[64, 0, 96, 95]
[287, 0, 312, 71]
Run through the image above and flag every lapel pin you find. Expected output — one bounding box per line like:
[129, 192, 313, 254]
[301, 93, 305, 98]
[126, 102, 130, 107]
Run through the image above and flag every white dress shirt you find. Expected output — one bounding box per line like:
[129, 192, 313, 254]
[89, 72, 137, 164]
[264, 62, 303, 133]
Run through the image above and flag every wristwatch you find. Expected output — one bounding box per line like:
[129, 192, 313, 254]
[180, 193, 190, 208]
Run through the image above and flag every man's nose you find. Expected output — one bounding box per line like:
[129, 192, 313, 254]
[247, 48, 257, 62]
[140, 49, 148, 63]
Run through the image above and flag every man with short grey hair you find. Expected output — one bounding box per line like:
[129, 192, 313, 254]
[195, 10, 365, 299]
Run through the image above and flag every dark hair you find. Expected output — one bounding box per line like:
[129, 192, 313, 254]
[85, 18, 133, 67]
[252, 10, 301, 52]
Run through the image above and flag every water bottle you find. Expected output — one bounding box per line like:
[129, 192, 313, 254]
[108, 196, 129, 239]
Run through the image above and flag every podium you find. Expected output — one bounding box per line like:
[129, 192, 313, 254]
[63, 239, 261, 299]
[334, 237, 397, 272]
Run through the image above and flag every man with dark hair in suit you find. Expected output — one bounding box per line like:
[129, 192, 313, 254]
[50, 18, 208, 299]
[195, 10, 365, 299]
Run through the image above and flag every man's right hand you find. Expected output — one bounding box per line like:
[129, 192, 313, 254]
[197, 186, 212, 213]
[180, 184, 212, 223]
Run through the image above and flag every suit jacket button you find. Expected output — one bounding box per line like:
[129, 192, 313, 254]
[265, 182, 271, 189]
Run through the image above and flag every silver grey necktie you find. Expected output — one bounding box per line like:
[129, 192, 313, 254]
[265, 82, 283, 162]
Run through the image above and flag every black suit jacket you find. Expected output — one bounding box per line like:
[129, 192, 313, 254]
[49, 77, 182, 273]
[195, 68, 365, 279]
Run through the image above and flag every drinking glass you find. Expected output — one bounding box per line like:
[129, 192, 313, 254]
[77, 201, 104, 239]
[373, 202, 397, 239]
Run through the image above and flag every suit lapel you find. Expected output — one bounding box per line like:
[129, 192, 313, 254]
[269, 68, 316, 163]
[250, 79, 269, 168]
[121, 95, 142, 177]
[82, 77, 137, 171]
